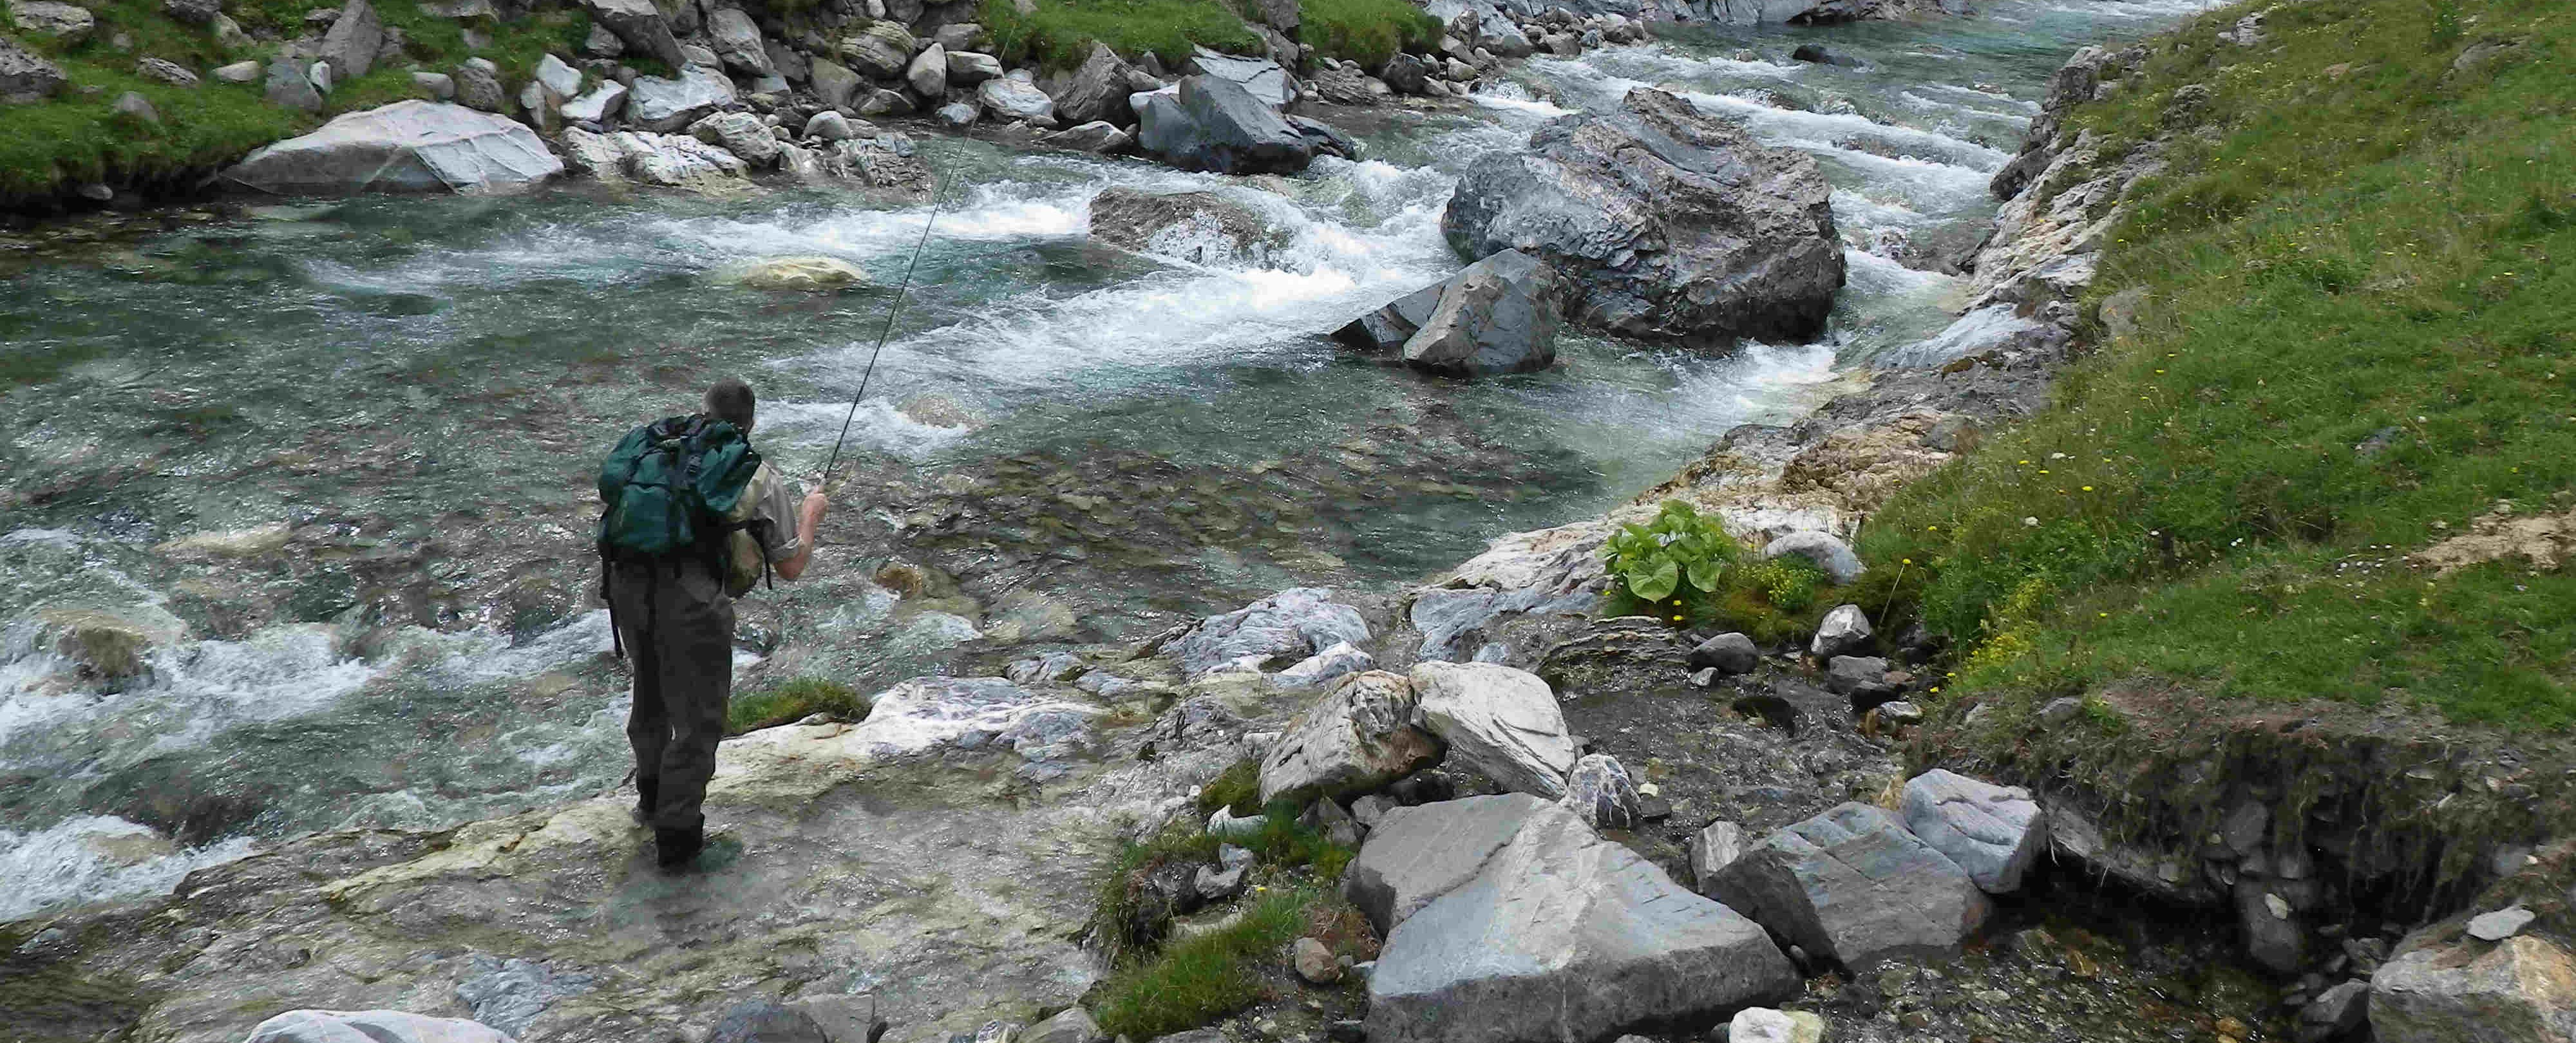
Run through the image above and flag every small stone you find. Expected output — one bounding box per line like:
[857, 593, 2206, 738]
[1689, 632, 1760, 674]
[805, 109, 855, 140]
[1294, 937, 1340, 984]
[2039, 697, 2084, 725]
[2467, 905, 2535, 942]
[1810, 604, 1873, 658]
[112, 90, 159, 124]
[213, 61, 262, 84]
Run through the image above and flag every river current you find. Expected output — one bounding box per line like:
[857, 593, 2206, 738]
[0, 0, 2204, 922]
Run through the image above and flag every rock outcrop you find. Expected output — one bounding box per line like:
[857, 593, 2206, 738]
[2370, 929, 2576, 1043]
[1443, 88, 1843, 347]
[223, 101, 562, 196]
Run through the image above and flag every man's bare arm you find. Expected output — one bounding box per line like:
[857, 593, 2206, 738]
[775, 491, 829, 581]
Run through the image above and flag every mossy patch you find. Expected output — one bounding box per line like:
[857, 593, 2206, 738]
[979, 0, 1262, 71]
[726, 677, 869, 735]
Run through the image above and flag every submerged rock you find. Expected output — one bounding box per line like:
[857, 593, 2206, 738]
[223, 101, 562, 195]
[1443, 88, 1843, 346]
[1088, 186, 1285, 267]
[724, 257, 868, 291]
[245, 1010, 514, 1043]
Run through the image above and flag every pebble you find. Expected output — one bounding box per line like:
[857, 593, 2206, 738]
[2467, 905, 2534, 941]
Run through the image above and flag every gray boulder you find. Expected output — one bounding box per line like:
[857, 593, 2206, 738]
[1307, 62, 1379, 105]
[1690, 820, 1747, 896]
[1407, 661, 1577, 798]
[979, 73, 1056, 124]
[225, 100, 564, 195]
[533, 53, 582, 100]
[1362, 796, 1798, 1043]
[1186, 45, 1292, 107]
[1707, 802, 1992, 969]
[1275, 641, 1373, 690]
[689, 110, 781, 167]
[112, 89, 158, 123]
[905, 41, 947, 98]
[1398, 248, 1559, 377]
[410, 70, 455, 99]
[947, 49, 1003, 85]
[2237, 878, 2307, 974]
[1689, 632, 1761, 674]
[856, 88, 912, 117]
[1808, 603, 1871, 658]
[581, 0, 685, 69]
[1170, 587, 1370, 679]
[1378, 52, 1430, 94]
[706, 8, 773, 77]
[1763, 530, 1864, 583]
[810, 57, 862, 110]
[1089, 185, 1284, 266]
[805, 109, 855, 141]
[263, 59, 325, 113]
[838, 21, 916, 79]
[245, 1010, 513, 1043]
[1041, 120, 1130, 153]
[1562, 753, 1642, 830]
[582, 23, 624, 58]
[1134, 75, 1312, 174]
[2370, 933, 2576, 1043]
[135, 57, 199, 87]
[1443, 88, 1844, 346]
[1050, 41, 1132, 126]
[317, 0, 383, 80]
[162, 0, 217, 24]
[216, 61, 263, 83]
[3, 38, 68, 103]
[11, 1, 94, 43]
[934, 99, 978, 127]
[1025, 1007, 1105, 1043]
[1825, 655, 1897, 708]
[2299, 980, 2369, 1043]
[450, 61, 504, 112]
[1900, 769, 2043, 894]
[625, 64, 735, 132]
[558, 81, 625, 123]
[1332, 279, 1444, 356]
[1256, 670, 1444, 804]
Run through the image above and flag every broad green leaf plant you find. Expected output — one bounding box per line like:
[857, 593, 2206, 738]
[1604, 501, 1741, 608]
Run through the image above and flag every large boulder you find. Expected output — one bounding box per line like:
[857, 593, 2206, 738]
[810, 57, 862, 110]
[946, 50, 1003, 85]
[688, 110, 781, 167]
[2370, 932, 2576, 1043]
[245, 1009, 514, 1043]
[1133, 75, 1312, 175]
[9, 1, 94, 44]
[1185, 46, 1292, 107]
[706, 8, 773, 77]
[560, 128, 747, 189]
[625, 64, 735, 132]
[1762, 530, 1864, 583]
[223, 101, 562, 195]
[1332, 280, 1444, 357]
[1361, 796, 1799, 1043]
[1257, 670, 1444, 804]
[1406, 661, 1577, 798]
[1443, 88, 1844, 347]
[1899, 769, 2043, 894]
[1088, 185, 1285, 267]
[317, 0, 383, 80]
[579, 0, 685, 70]
[559, 81, 627, 123]
[839, 21, 917, 79]
[1168, 587, 1370, 679]
[1050, 41, 1133, 126]
[1808, 603, 1872, 658]
[1707, 802, 1992, 969]
[979, 73, 1056, 124]
[2, 35, 68, 103]
[1396, 249, 1560, 377]
[905, 42, 946, 99]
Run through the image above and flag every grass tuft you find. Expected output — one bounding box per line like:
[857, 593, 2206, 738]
[1194, 757, 1263, 818]
[1090, 883, 1318, 1040]
[1300, 0, 1439, 69]
[980, 0, 1260, 71]
[726, 677, 869, 735]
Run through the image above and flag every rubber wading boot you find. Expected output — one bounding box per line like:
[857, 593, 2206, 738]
[633, 777, 659, 827]
[656, 825, 703, 870]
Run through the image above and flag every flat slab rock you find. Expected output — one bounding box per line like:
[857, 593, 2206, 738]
[223, 100, 562, 196]
[1900, 769, 2044, 894]
[1707, 801, 1991, 969]
[1352, 794, 1798, 1043]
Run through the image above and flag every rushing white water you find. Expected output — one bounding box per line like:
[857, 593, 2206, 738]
[0, 0, 2213, 921]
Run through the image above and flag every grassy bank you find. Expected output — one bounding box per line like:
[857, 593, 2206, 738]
[1, 0, 592, 201]
[978, 0, 1435, 70]
[1859, 0, 2575, 730]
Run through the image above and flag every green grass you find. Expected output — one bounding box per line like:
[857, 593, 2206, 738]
[1091, 883, 1318, 1040]
[979, 0, 1262, 70]
[1194, 757, 1263, 818]
[726, 677, 869, 735]
[1090, 799, 1358, 971]
[1857, 0, 2576, 729]
[1300, 0, 1437, 68]
[0, 0, 600, 200]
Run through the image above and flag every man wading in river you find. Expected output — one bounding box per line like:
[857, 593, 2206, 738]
[597, 379, 828, 870]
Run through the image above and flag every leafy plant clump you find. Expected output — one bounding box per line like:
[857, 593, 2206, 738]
[1857, 0, 2576, 729]
[1300, 0, 1440, 69]
[1603, 501, 1844, 643]
[1604, 500, 1741, 606]
[726, 677, 869, 735]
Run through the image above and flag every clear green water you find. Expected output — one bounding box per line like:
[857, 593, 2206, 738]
[0, 0, 2207, 919]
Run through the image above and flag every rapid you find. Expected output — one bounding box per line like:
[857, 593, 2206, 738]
[0, 0, 2210, 923]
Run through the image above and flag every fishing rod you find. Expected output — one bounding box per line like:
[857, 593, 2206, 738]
[819, 175, 947, 490]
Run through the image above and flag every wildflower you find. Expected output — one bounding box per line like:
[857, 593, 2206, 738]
[2082, 485, 2095, 491]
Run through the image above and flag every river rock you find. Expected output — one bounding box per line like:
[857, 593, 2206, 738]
[559, 81, 625, 124]
[1562, 753, 1641, 830]
[564, 129, 748, 189]
[1708, 802, 1993, 969]
[1378, 53, 1430, 94]
[1088, 185, 1284, 266]
[526, 53, 580, 102]
[934, 100, 978, 127]
[689, 109, 781, 167]
[1808, 603, 1871, 657]
[449, 61, 504, 112]
[1443, 88, 1844, 346]
[1133, 75, 1312, 174]
[627, 64, 735, 132]
[1690, 821, 1747, 895]
[1025, 1007, 1103, 1043]
[225, 101, 562, 195]
[1170, 588, 1369, 679]
[1332, 280, 1444, 356]
[947, 49, 1002, 86]
[316, 0, 384, 80]
[1762, 530, 1865, 583]
[809, 57, 862, 110]
[1397, 248, 1560, 377]
[581, 0, 683, 68]
[1185, 46, 1292, 107]
[1307, 62, 1379, 106]
[244, 1010, 513, 1043]
[1406, 661, 1577, 798]
[979, 74, 1056, 124]
[216, 60, 262, 84]
[839, 21, 916, 79]
[2370, 933, 2576, 1043]
[1689, 632, 1761, 674]
[1361, 796, 1799, 1043]
[135, 57, 198, 87]
[1900, 769, 2043, 894]
[261, 58, 322, 111]
[9, 1, 93, 44]
[1050, 41, 1132, 126]
[1040, 121, 1128, 153]
[1274, 641, 1372, 690]
[1258, 670, 1443, 804]
[904, 41, 946, 98]
[728, 257, 867, 291]
[705, 8, 772, 77]
[804, 110, 855, 141]
[816, 134, 931, 198]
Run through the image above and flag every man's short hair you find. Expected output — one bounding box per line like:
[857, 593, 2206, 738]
[705, 378, 755, 432]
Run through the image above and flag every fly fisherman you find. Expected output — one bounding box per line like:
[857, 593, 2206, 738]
[596, 378, 828, 870]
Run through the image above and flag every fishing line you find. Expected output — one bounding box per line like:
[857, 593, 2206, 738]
[820, 175, 949, 488]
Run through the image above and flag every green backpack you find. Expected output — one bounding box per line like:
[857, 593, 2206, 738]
[596, 416, 768, 650]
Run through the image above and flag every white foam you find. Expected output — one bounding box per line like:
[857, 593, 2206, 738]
[0, 815, 256, 923]
[1878, 305, 2045, 367]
